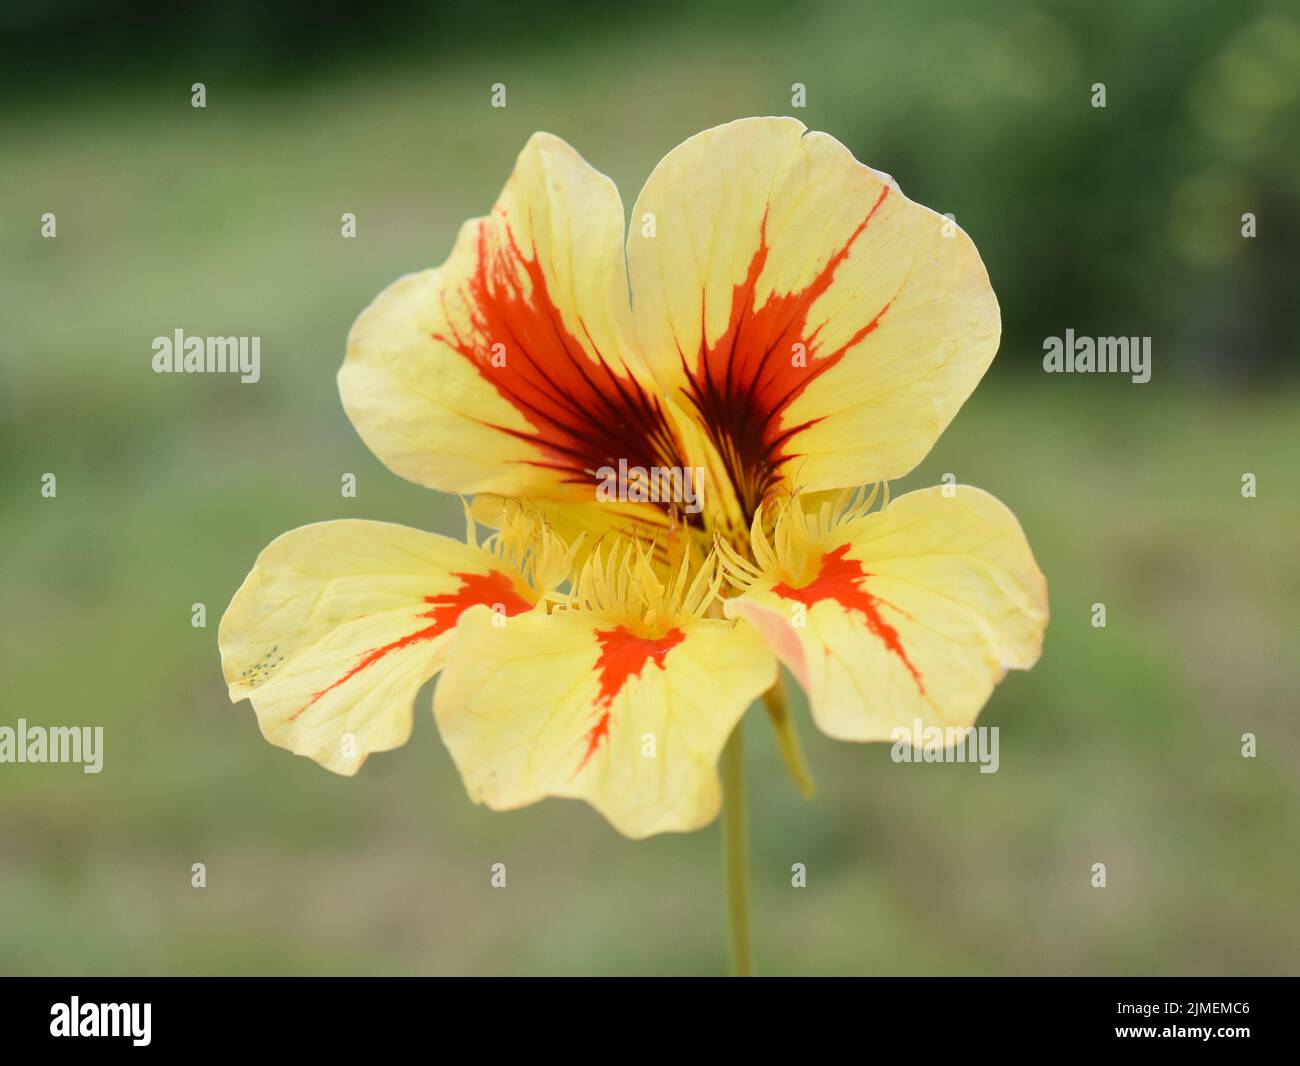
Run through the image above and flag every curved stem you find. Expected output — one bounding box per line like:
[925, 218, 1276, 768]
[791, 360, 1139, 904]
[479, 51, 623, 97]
[761, 679, 816, 800]
[720, 724, 753, 976]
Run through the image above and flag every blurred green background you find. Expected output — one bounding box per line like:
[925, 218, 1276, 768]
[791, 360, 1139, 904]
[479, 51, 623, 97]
[2, 0, 1298, 975]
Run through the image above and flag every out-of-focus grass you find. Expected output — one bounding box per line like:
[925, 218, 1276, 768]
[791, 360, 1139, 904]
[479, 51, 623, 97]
[1, 5, 1297, 975]
[3, 381, 1297, 975]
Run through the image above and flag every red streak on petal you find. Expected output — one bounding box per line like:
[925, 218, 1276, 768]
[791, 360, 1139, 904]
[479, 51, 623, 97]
[421, 568, 534, 634]
[432, 213, 688, 502]
[574, 712, 611, 778]
[683, 186, 892, 516]
[572, 624, 686, 776]
[289, 569, 533, 720]
[773, 544, 925, 694]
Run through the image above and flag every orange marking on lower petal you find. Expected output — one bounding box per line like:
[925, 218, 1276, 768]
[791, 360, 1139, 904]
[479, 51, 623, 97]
[289, 570, 533, 721]
[574, 711, 611, 778]
[572, 624, 685, 776]
[421, 568, 534, 634]
[773, 543, 925, 693]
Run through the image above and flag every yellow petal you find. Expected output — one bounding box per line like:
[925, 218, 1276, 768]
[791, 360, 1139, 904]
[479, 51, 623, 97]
[628, 117, 1000, 513]
[219, 520, 540, 774]
[434, 603, 777, 839]
[724, 486, 1047, 741]
[339, 132, 694, 513]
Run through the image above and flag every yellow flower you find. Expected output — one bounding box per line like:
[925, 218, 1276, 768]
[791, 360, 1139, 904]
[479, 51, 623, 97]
[220, 117, 1048, 841]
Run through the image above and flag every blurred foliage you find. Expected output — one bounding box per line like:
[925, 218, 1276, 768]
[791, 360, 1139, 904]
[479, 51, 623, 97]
[4, 0, 1298, 379]
[0, 1, 1297, 975]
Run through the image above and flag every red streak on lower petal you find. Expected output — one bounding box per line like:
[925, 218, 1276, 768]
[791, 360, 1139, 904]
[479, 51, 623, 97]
[574, 711, 611, 778]
[572, 624, 686, 775]
[290, 570, 533, 720]
[421, 568, 534, 633]
[773, 544, 925, 694]
[684, 185, 892, 516]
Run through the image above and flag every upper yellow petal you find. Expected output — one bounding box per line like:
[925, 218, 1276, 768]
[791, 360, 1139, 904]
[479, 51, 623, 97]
[339, 131, 694, 516]
[628, 116, 1000, 512]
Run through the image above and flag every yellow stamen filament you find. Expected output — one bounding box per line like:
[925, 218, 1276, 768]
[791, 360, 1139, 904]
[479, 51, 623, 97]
[461, 497, 581, 600]
[563, 537, 723, 636]
[717, 482, 888, 591]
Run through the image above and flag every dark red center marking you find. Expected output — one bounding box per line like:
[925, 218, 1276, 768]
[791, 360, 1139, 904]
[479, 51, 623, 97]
[681, 186, 892, 518]
[290, 570, 533, 720]
[772, 543, 924, 693]
[433, 212, 689, 510]
[572, 624, 686, 775]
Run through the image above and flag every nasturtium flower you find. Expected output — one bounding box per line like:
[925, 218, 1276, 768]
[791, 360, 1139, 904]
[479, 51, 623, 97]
[220, 117, 1048, 840]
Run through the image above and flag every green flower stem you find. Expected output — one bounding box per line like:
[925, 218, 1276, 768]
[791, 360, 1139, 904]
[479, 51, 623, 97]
[762, 679, 816, 800]
[720, 724, 753, 976]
